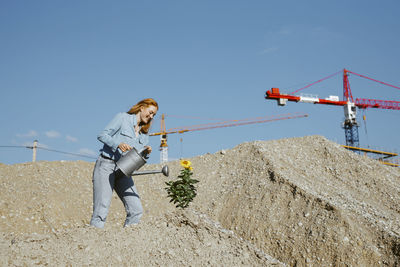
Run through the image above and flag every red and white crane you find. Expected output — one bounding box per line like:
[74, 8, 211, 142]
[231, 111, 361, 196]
[265, 69, 400, 148]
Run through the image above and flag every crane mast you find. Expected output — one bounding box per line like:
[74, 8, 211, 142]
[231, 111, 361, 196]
[159, 114, 168, 163]
[342, 69, 359, 147]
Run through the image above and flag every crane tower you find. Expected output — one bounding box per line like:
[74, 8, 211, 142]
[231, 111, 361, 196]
[159, 114, 168, 163]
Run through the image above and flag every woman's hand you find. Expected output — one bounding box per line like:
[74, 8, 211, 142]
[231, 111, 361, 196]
[144, 145, 152, 154]
[118, 143, 132, 152]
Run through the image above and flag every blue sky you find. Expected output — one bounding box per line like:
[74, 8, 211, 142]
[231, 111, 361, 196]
[1, 0, 399, 165]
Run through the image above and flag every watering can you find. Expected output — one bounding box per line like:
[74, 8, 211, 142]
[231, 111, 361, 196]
[116, 147, 169, 177]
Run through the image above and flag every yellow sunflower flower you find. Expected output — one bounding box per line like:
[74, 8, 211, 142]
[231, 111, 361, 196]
[180, 160, 192, 169]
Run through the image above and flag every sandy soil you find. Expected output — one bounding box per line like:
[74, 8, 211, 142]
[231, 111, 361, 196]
[1, 135, 399, 266]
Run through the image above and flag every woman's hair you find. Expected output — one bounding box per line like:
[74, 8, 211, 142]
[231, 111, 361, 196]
[127, 98, 158, 134]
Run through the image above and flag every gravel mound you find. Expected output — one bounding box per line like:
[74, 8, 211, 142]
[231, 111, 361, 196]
[1, 135, 399, 266]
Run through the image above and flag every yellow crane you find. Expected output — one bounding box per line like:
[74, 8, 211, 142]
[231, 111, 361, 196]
[150, 112, 309, 163]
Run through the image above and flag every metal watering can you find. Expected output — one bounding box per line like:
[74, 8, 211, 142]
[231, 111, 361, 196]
[116, 147, 169, 177]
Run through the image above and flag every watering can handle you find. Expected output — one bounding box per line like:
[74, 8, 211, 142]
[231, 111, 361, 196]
[119, 147, 147, 158]
[138, 147, 150, 159]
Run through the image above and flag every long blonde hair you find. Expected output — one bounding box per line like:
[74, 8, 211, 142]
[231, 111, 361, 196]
[127, 98, 158, 134]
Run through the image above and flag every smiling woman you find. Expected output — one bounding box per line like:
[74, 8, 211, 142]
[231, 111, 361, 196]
[90, 98, 159, 228]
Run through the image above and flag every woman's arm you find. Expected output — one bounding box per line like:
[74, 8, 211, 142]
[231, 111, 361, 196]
[97, 113, 124, 152]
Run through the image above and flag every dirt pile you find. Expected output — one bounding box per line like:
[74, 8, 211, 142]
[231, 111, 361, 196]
[1, 135, 399, 266]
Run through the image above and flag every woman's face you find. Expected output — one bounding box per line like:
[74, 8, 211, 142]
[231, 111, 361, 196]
[140, 105, 158, 124]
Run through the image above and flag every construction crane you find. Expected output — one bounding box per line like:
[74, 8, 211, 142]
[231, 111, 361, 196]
[150, 112, 309, 163]
[265, 68, 400, 165]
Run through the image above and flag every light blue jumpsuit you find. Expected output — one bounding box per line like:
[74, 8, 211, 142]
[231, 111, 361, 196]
[90, 112, 148, 228]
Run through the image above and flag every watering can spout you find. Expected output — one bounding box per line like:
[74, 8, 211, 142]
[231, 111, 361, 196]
[132, 165, 169, 177]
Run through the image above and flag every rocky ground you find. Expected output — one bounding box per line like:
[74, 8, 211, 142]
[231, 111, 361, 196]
[0, 135, 399, 266]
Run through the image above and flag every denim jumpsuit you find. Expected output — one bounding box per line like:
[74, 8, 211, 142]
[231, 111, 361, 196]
[90, 112, 148, 228]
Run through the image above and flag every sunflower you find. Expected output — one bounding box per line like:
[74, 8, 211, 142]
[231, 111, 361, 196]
[180, 160, 192, 170]
[165, 159, 198, 209]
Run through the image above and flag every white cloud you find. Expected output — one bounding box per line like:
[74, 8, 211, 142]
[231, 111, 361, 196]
[66, 135, 78, 142]
[45, 130, 61, 138]
[16, 130, 38, 138]
[261, 46, 279, 55]
[78, 148, 97, 157]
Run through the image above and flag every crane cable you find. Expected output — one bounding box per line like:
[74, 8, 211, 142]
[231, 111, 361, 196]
[37, 147, 97, 159]
[362, 109, 370, 148]
[289, 70, 342, 95]
[180, 137, 183, 159]
[0, 144, 97, 160]
[346, 70, 400, 90]
[290, 69, 400, 96]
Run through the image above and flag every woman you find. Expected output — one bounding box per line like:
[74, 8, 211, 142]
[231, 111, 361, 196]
[90, 98, 158, 228]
